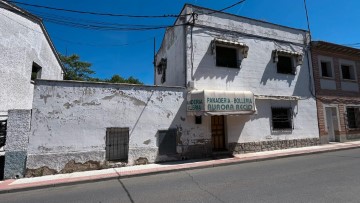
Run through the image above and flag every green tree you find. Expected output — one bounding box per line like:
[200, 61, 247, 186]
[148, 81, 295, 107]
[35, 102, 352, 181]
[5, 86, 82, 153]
[126, 76, 143, 85]
[107, 74, 126, 83]
[59, 53, 143, 85]
[59, 54, 94, 81]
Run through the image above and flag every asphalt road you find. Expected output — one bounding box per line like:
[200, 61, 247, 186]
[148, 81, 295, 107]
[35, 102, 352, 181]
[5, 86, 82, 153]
[1, 148, 360, 203]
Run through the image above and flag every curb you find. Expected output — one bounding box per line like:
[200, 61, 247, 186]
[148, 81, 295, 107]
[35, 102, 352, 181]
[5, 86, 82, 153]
[1, 144, 359, 194]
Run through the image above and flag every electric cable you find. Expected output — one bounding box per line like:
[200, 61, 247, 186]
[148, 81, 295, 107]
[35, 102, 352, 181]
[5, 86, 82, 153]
[6, 0, 190, 18]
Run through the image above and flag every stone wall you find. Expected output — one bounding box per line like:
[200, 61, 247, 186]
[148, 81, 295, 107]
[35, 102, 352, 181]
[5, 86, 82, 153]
[4, 110, 31, 179]
[229, 138, 320, 154]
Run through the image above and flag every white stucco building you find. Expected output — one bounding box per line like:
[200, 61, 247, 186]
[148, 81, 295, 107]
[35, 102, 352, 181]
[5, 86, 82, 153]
[1, 3, 321, 179]
[0, 1, 64, 114]
[0, 1, 64, 179]
[155, 4, 320, 153]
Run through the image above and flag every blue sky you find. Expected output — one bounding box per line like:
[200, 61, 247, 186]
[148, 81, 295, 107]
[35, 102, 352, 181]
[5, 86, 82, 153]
[11, 0, 360, 84]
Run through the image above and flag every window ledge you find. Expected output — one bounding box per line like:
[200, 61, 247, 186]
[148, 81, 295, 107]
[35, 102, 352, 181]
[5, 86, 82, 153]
[276, 72, 296, 76]
[321, 76, 335, 80]
[216, 65, 240, 69]
[271, 129, 293, 133]
[348, 128, 360, 131]
[341, 79, 358, 83]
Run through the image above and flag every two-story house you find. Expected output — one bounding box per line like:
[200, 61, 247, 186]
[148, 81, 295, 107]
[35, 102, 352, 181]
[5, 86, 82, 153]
[311, 41, 360, 144]
[0, 1, 64, 180]
[156, 4, 320, 154]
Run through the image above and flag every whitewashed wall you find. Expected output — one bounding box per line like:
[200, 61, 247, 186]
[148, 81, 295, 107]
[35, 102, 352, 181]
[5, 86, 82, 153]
[156, 5, 319, 145]
[155, 24, 186, 86]
[0, 5, 63, 113]
[27, 80, 210, 171]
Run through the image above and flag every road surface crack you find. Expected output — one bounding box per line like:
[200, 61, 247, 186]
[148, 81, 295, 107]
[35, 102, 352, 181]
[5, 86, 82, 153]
[184, 171, 225, 203]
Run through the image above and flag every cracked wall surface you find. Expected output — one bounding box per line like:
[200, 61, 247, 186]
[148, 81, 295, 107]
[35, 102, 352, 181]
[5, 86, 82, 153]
[28, 80, 210, 171]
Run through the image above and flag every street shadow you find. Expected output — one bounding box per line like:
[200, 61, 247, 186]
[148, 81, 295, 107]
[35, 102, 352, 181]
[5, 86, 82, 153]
[114, 169, 135, 203]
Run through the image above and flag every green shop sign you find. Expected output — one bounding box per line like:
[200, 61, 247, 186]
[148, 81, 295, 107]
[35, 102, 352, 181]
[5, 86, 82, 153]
[187, 90, 255, 115]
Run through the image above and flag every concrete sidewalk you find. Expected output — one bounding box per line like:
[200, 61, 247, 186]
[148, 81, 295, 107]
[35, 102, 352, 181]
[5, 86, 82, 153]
[1, 141, 360, 194]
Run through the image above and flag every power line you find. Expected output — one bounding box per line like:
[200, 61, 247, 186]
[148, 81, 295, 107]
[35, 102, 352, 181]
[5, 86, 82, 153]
[303, 0, 311, 41]
[7, 0, 189, 18]
[7, 0, 247, 19]
[5, 0, 248, 32]
[206, 0, 246, 15]
[28, 9, 168, 28]
[52, 34, 163, 47]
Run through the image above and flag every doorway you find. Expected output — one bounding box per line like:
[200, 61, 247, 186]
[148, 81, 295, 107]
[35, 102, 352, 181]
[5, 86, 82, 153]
[325, 107, 338, 142]
[211, 116, 226, 151]
[0, 156, 4, 180]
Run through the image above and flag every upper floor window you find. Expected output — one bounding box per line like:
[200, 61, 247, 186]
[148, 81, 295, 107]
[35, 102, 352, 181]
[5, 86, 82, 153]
[212, 38, 249, 69]
[31, 62, 42, 81]
[157, 58, 167, 84]
[277, 55, 293, 74]
[216, 46, 238, 68]
[346, 107, 360, 129]
[320, 61, 333, 78]
[273, 49, 303, 75]
[341, 64, 356, 80]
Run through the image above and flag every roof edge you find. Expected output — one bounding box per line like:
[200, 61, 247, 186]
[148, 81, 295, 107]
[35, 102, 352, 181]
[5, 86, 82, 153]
[0, 0, 66, 74]
[183, 3, 309, 33]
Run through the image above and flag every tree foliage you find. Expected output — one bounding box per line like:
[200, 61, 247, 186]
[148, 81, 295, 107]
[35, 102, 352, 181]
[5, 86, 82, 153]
[59, 54, 94, 81]
[59, 53, 143, 85]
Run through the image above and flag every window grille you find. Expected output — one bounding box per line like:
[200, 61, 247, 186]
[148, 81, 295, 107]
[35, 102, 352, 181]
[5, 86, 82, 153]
[0, 120, 6, 149]
[271, 108, 293, 130]
[346, 107, 360, 129]
[105, 128, 129, 161]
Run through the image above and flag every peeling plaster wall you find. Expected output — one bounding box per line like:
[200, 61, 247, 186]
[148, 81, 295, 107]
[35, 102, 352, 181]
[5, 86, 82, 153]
[0, 6, 63, 113]
[28, 80, 210, 171]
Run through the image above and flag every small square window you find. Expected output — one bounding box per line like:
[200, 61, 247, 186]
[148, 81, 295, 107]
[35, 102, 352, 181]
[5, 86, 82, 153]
[195, 116, 202, 124]
[277, 56, 294, 74]
[346, 107, 360, 129]
[341, 65, 356, 80]
[321, 61, 333, 77]
[31, 63, 42, 80]
[271, 108, 292, 130]
[216, 46, 238, 68]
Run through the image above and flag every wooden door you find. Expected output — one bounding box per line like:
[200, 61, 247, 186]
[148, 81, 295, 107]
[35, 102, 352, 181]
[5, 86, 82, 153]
[211, 116, 225, 150]
[325, 107, 338, 142]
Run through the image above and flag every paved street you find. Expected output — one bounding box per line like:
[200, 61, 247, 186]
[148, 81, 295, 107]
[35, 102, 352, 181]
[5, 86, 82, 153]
[1, 148, 360, 203]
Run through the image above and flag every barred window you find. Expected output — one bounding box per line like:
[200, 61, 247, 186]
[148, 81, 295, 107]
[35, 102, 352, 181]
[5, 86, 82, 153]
[0, 120, 7, 148]
[346, 107, 360, 129]
[271, 108, 293, 130]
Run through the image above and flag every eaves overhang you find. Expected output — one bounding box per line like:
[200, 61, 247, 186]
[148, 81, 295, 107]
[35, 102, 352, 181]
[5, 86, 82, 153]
[0, 0, 66, 74]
